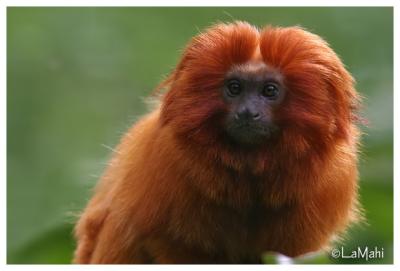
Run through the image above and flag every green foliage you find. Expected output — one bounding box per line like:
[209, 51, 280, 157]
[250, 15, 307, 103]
[8, 224, 75, 264]
[7, 7, 393, 264]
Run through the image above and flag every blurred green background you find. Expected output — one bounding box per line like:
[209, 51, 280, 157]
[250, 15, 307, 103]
[7, 7, 393, 264]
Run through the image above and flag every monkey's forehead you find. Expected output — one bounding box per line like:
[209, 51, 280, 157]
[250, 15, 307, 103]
[230, 61, 267, 73]
[225, 61, 284, 82]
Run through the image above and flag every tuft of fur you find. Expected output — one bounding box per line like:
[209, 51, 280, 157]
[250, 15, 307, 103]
[74, 21, 362, 264]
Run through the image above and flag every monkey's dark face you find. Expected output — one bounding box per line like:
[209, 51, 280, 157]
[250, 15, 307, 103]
[222, 61, 285, 145]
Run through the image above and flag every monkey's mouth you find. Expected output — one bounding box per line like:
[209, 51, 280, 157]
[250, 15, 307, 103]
[225, 121, 278, 145]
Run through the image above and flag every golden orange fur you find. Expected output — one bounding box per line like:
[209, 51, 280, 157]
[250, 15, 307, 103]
[74, 21, 361, 264]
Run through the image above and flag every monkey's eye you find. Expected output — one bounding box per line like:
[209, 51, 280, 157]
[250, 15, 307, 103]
[226, 80, 241, 97]
[262, 83, 279, 100]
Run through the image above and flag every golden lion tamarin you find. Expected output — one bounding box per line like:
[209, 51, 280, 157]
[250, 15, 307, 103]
[74, 21, 361, 264]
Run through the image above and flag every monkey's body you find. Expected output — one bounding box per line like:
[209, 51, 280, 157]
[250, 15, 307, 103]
[74, 22, 361, 264]
[74, 110, 359, 264]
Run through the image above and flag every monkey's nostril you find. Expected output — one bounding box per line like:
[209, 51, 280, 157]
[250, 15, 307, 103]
[235, 111, 261, 122]
[253, 113, 261, 120]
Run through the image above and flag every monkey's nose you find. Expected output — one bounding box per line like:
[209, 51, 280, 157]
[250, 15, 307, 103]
[234, 107, 261, 121]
